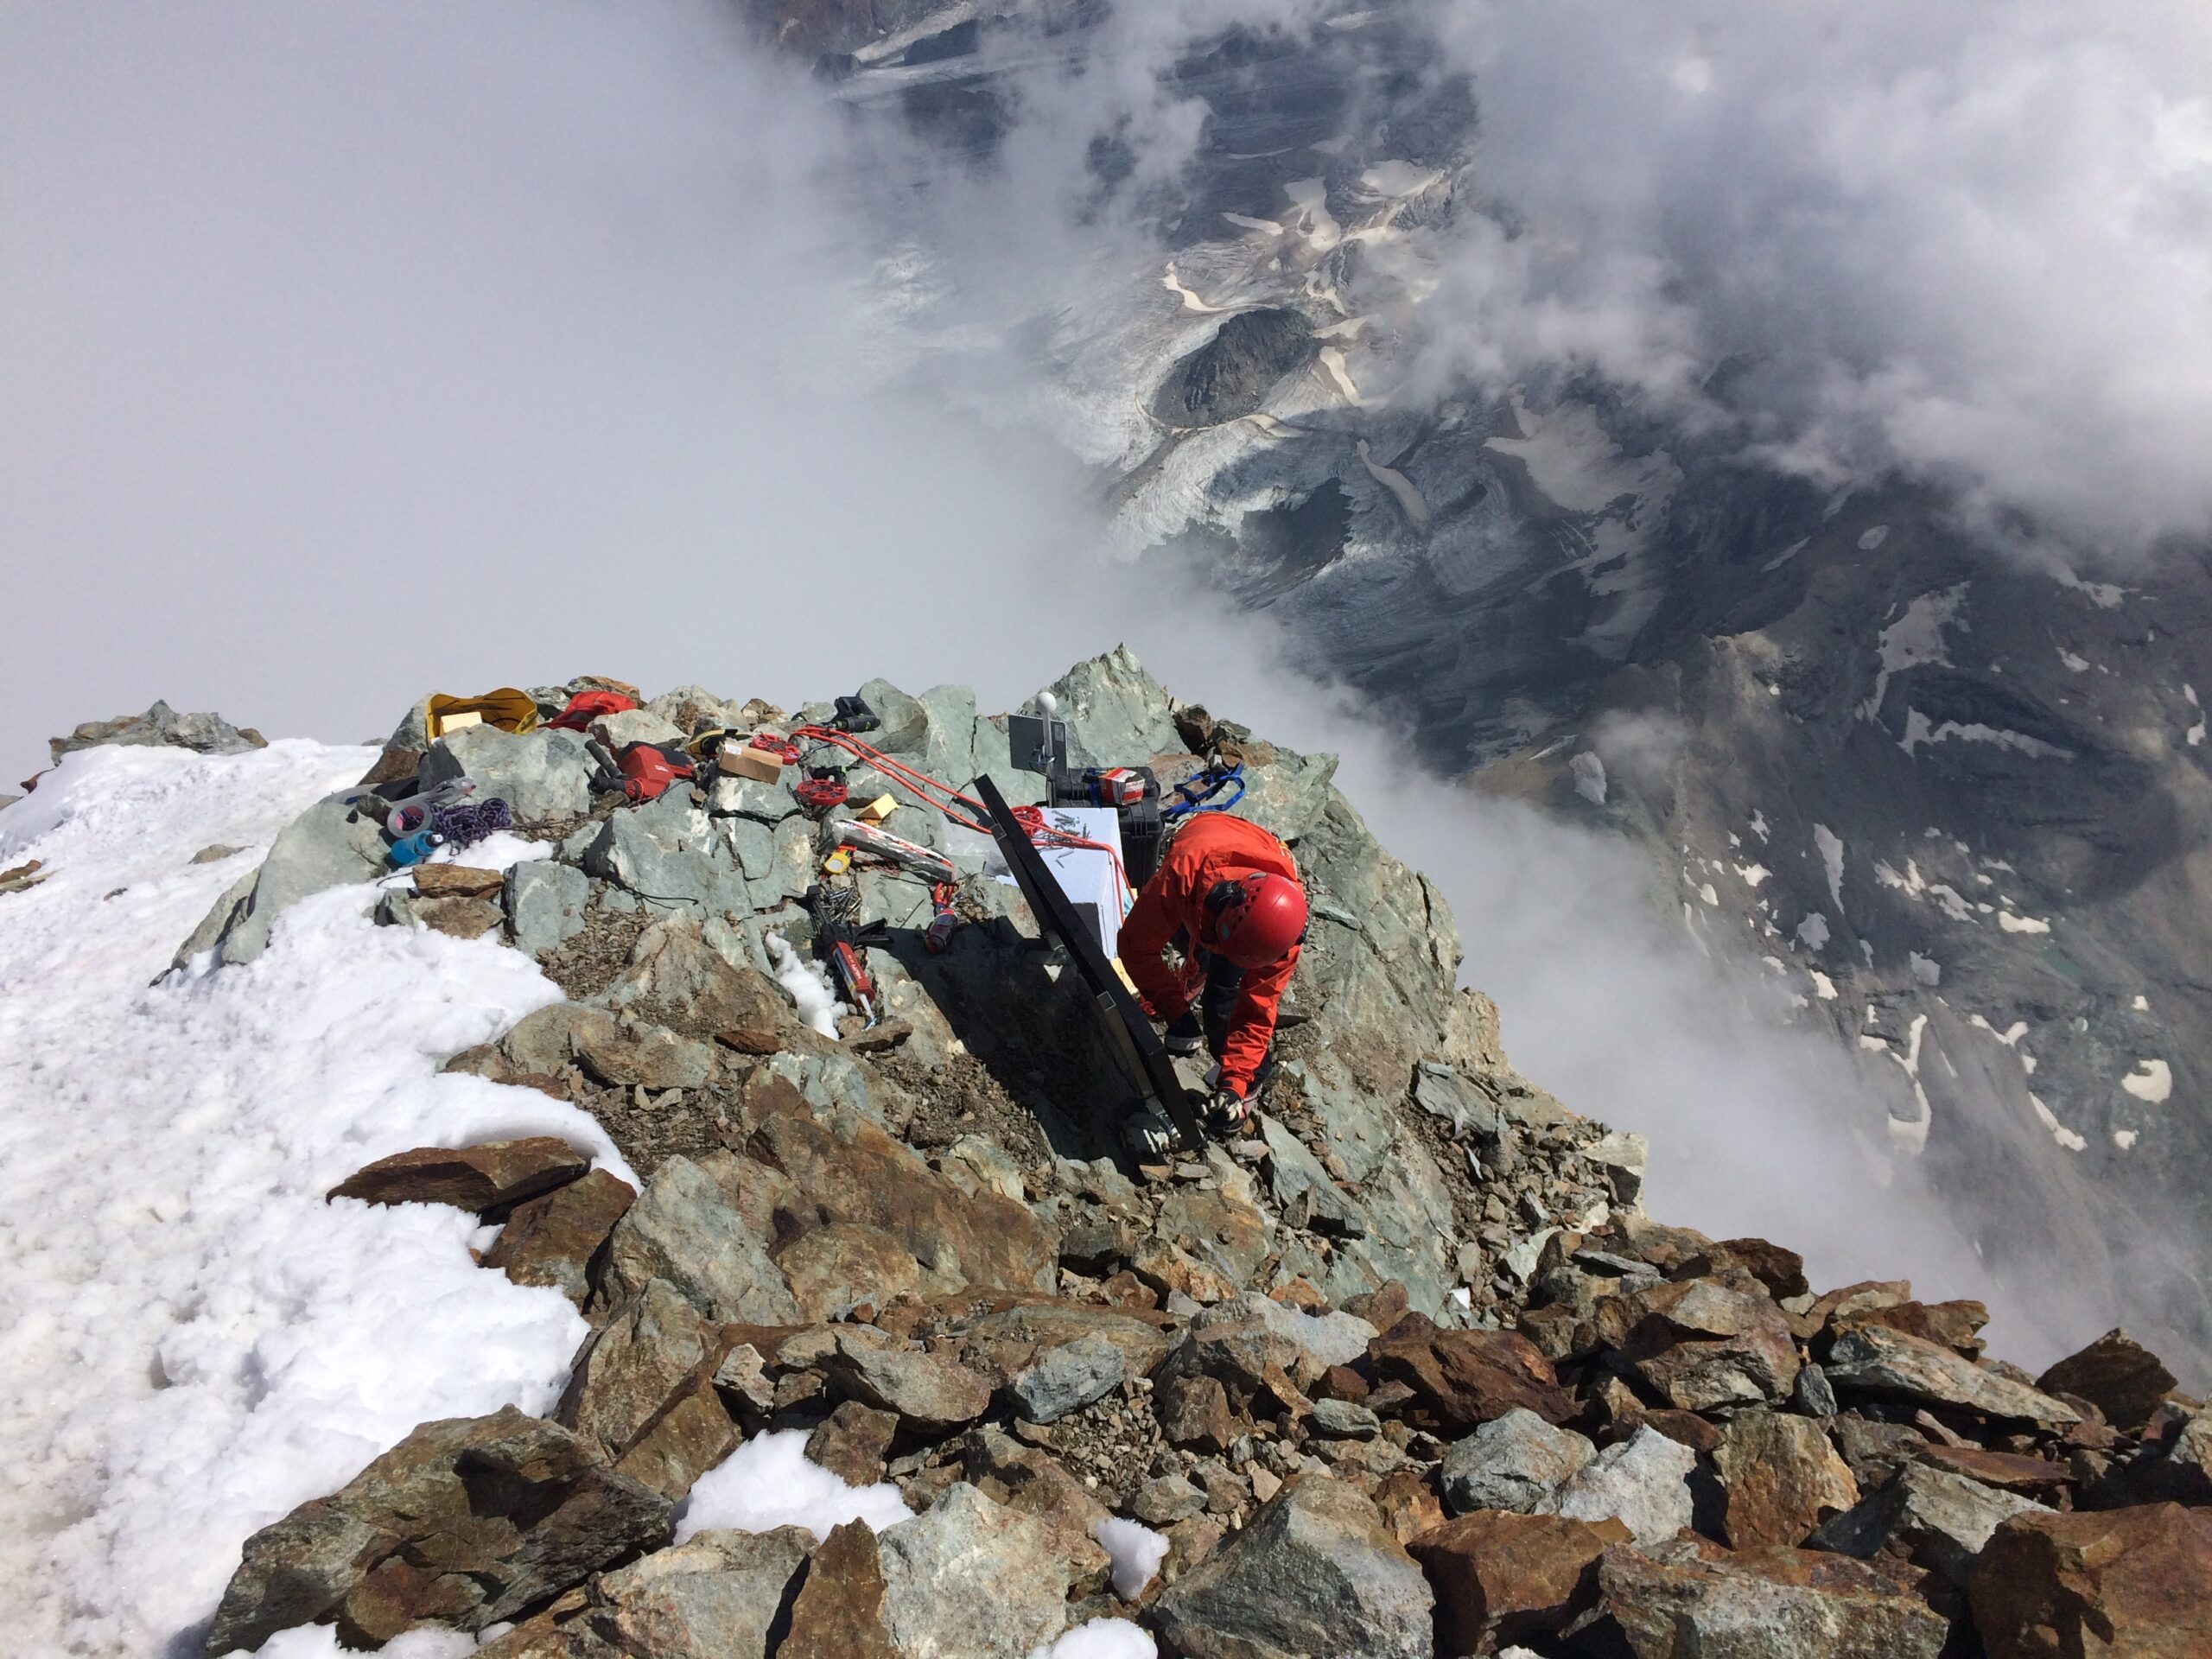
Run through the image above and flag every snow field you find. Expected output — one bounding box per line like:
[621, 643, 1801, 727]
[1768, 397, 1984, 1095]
[0, 744, 627, 1654]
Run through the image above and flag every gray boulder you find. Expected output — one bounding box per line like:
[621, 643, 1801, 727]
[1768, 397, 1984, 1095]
[598, 1156, 798, 1325]
[1309, 1397, 1382, 1440]
[1598, 1534, 1948, 1659]
[1540, 1426, 1696, 1546]
[50, 699, 264, 761]
[1441, 1408, 1597, 1516]
[1808, 1463, 2049, 1591]
[591, 912, 791, 1039]
[1010, 1332, 1128, 1424]
[1154, 1473, 1434, 1659]
[181, 795, 390, 967]
[506, 859, 590, 957]
[1259, 1298, 1380, 1372]
[875, 1483, 1074, 1659]
[587, 1526, 810, 1659]
[556, 1278, 739, 1501]
[581, 789, 753, 916]
[1043, 646, 1185, 767]
[827, 1329, 994, 1432]
[1133, 1473, 1207, 1525]
[418, 725, 594, 827]
[1824, 1325, 2080, 1424]
[590, 708, 689, 751]
[204, 1407, 670, 1655]
[1258, 1113, 1370, 1237]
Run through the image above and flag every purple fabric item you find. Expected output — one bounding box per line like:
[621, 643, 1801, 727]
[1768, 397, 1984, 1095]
[429, 797, 512, 849]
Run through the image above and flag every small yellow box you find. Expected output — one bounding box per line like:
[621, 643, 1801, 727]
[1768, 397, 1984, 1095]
[717, 742, 784, 784]
[439, 709, 484, 734]
[856, 793, 899, 823]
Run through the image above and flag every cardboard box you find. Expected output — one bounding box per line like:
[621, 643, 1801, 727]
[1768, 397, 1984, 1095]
[718, 741, 785, 784]
[855, 793, 899, 823]
[438, 709, 484, 734]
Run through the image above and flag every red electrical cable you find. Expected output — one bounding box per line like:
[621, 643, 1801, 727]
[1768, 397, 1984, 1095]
[778, 725, 1135, 901]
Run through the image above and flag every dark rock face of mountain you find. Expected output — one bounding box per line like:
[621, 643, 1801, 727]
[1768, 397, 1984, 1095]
[743, 0, 2212, 1376]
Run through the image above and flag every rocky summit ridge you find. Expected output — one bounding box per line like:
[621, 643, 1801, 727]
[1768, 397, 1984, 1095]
[35, 650, 2209, 1657]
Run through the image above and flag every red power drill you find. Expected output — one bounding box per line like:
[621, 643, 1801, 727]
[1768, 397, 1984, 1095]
[806, 884, 888, 1026]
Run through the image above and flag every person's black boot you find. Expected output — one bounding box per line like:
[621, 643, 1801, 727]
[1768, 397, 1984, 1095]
[1163, 1010, 1204, 1055]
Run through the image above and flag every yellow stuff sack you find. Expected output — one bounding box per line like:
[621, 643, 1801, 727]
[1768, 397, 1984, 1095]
[425, 688, 540, 742]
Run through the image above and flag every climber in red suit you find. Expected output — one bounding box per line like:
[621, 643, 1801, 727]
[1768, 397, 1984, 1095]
[1119, 811, 1308, 1154]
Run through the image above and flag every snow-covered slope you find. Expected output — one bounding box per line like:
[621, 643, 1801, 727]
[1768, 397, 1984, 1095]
[0, 745, 626, 1655]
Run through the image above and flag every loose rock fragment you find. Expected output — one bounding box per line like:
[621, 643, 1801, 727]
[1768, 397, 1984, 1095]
[1154, 1474, 1435, 1659]
[327, 1137, 589, 1216]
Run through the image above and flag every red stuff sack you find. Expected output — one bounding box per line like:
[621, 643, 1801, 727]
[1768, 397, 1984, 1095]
[617, 742, 695, 804]
[544, 689, 641, 731]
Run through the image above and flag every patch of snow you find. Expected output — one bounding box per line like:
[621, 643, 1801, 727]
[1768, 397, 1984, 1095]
[1969, 1016, 2031, 1047]
[2053, 565, 2125, 608]
[1734, 863, 1770, 888]
[2058, 649, 2090, 673]
[1812, 824, 1846, 915]
[1795, 912, 1831, 950]
[766, 931, 842, 1037]
[1697, 883, 1719, 906]
[1359, 160, 1442, 197]
[2133, 994, 2151, 1012]
[1859, 585, 1967, 721]
[1281, 179, 1342, 251]
[1874, 859, 1975, 923]
[421, 830, 549, 872]
[1809, 971, 1838, 1001]
[1486, 394, 1679, 517]
[256, 1628, 476, 1658]
[1748, 810, 1770, 842]
[1898, 709, 2073, 760]
[1885, 1014, 1934, 1154]
[0, 744, 629, 1653]
[1858, 524, 1891, 550]
[1029, 1621, 1159, 1659]
[677, 1429, 912, 1542]
[1909, 951, 1942, 987]
[2114, 1129, 2139, 1151]
[2029, 1094, 2088, 1153]
[1759, 538, 1807, 572]
[1997, 912, 2051, 935]
[1317, 346, 1363, 405]
[1567, 750, 1607, 805]
[1091, 1516, 1169, 1600]
[1356, 438, 1431, 526]
[2121, 1059, 2173, 1104]
[1160, 263, 1225, 314]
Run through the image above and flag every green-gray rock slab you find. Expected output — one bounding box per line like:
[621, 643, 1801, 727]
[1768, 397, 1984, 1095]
[195, 795, 390, 966]
[875, 1483, 1073, 1659]
[507, 859, 590, 957]
[588, 1526, 811, 1659]
[203, 1407, 671, 1656]
[1153, 1472, 1435, 1659]
[418, 725, 594, 827]
[598, 1155, 799, 1325]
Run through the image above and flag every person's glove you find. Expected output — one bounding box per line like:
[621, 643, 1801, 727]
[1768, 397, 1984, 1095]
[1202, 1084, 1255, 1134]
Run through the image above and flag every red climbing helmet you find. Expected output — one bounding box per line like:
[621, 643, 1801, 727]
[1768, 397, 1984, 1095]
[1208, 868, 1309, 968]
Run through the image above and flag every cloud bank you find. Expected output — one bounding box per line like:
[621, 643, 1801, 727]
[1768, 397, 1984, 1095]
[1432, 0, 2212, 552]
